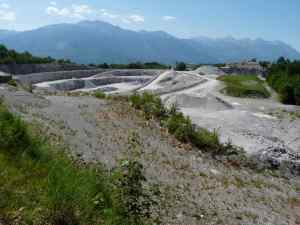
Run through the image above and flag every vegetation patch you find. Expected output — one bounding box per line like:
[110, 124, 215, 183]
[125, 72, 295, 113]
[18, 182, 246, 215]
[218, 75, 270, 98]
[96, 61, 169, 70]
[7, 79, 18, 87]
[0, 44, 72, 65]
[0, 102, 154, 225]
[129, 92, 239, 155]
[93, 90, 107, 99]
[267, 57, 300, 105]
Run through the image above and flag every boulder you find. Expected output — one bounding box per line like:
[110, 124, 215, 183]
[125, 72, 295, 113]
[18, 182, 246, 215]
[256, 146, 300, 176]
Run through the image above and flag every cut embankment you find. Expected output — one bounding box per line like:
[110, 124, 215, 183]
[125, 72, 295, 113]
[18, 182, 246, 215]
[164, 93, 233, 112]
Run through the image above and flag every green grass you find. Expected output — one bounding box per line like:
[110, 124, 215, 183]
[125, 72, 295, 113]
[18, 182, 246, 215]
[0, 102, 153, 225]
[93, 90, 107, 99]
[218, 75, 271, 98]
[7, 79, 18, 87]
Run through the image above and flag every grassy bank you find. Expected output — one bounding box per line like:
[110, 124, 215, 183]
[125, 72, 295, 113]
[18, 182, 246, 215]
[0, 102, 153, 225]
[218, 75, 270, 98]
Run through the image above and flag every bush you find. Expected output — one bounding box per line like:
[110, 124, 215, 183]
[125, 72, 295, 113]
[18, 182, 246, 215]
[190, 128, 220, 151]
[175, 62, 186, 71]
[93, 90, 106, 99]
[129, 92, 167, 120]
[111, 160, 154, 225]
[7, 79, 17, 87]
[165, 112, 193, 142]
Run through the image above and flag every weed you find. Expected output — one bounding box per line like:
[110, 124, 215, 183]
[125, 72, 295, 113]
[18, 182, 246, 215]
[93, 90, 106, 99]
[129, 92, 167, 120]
[7, 79, 17, 87]
[112, 159, 154, 225]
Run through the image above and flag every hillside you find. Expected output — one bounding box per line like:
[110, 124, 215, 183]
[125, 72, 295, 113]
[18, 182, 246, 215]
[1, 83, 299, 225]
[1, 21, 300, 64]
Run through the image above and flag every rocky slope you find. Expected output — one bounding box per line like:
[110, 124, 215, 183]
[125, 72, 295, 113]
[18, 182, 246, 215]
[0, 84, 299, 225]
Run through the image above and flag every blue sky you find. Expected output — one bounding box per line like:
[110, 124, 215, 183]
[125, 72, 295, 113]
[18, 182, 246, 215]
[0, 0, 300, 51]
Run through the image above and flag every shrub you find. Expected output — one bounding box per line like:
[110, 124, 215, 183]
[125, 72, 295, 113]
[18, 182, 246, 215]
[165, 112, 193, 142]
[93, 90, 106, 99]
[7, 79, 17, 87]
[175, 62, 187, 71]
[111, 160, 153, 225]
[190, 128, 220, 151]
[129, 92, 167, 120]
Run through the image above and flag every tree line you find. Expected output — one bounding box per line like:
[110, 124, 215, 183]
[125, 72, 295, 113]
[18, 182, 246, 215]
[92, 62, 170, 70]
[0, 44, 72, 64]
[267, 57, 300, 105]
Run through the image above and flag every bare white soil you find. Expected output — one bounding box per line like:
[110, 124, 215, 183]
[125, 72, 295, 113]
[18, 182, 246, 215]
[141, 70, 300, 156]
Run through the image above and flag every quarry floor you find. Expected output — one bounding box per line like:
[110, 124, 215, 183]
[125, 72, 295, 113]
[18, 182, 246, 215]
[140, 71, 300, 158]
[1, 84, 300, 225]
[31, 68, 300, 158]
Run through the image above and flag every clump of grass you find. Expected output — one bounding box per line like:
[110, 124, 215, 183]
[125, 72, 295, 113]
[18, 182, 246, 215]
[93, 90, 107, 99]
[7, 79, 18, 87]
[129, 92, 167, 120]
[218, 75, 270, 98]
[0, 102, 153, 225]
[129, 92, 232, 154]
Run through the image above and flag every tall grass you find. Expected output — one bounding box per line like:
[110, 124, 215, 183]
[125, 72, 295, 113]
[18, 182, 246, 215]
[0, 102, 153, 225]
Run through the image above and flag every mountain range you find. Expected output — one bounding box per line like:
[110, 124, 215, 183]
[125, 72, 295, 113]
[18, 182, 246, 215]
[0, 20, 299, 64]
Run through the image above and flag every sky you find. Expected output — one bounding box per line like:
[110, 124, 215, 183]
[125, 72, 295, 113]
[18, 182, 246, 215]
[0, 0, 300, 51]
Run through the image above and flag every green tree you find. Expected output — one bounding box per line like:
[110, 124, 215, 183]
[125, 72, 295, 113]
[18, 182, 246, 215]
[175, 62, 186, 71]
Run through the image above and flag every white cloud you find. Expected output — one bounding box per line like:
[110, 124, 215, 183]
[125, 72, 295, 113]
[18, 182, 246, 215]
[99, 9, 119, 19]
[128, 14, 144, 23]
[98, 9, 144, 24]
[72, 4, 92, 16]
[46, 6, 70, 17]
[162, 16, 176, 21]
[46, 4, 93, 19]
[45, 3, 144, 24]
[0, 3, 16, 22]
[0, 3, 10, 9]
